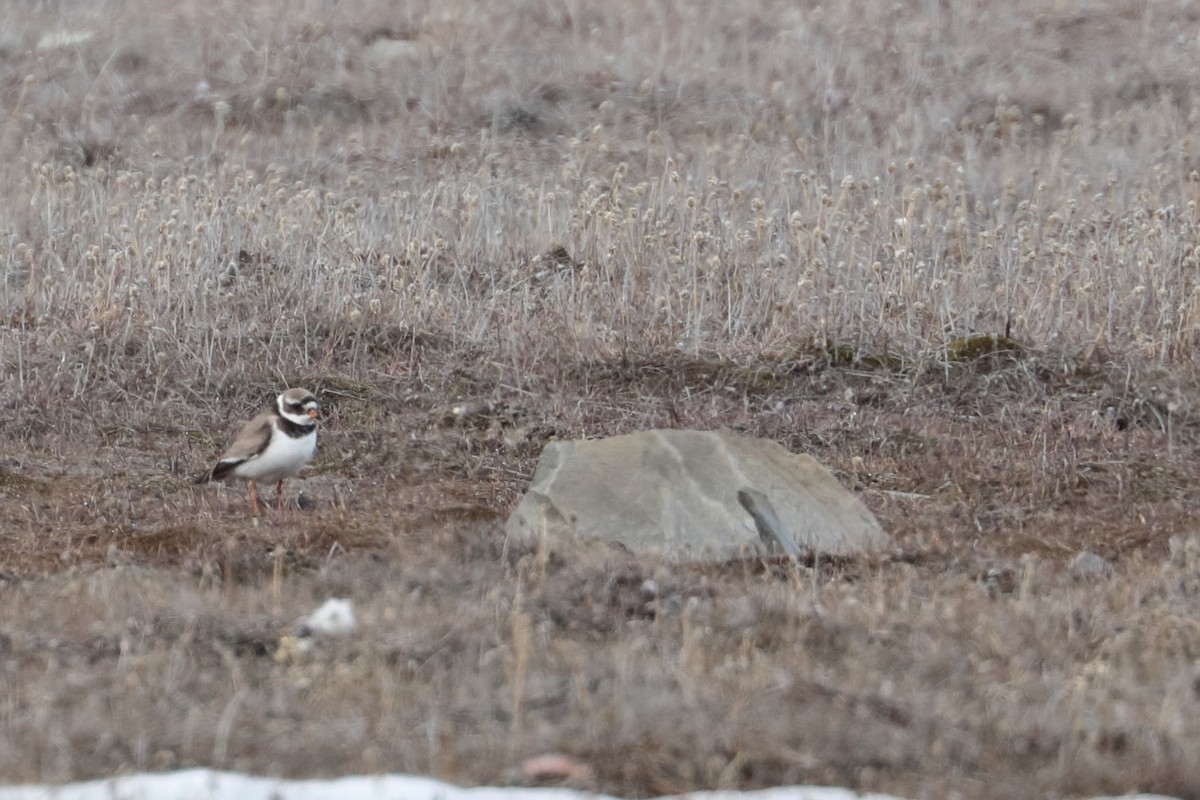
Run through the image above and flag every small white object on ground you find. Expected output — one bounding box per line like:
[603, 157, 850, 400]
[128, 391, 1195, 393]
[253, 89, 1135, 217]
[297, 598, 357, 637]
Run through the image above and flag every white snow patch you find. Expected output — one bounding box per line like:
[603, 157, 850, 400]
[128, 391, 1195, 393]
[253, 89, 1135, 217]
[0, 771, 896, 800]
[0, 771, 1178, 800]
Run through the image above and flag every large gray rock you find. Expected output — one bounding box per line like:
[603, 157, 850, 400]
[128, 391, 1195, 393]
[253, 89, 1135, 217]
[505, 429, 890, 561]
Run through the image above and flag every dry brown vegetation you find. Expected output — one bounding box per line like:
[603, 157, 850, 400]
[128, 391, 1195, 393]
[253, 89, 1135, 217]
[3, 0, 1200, 797]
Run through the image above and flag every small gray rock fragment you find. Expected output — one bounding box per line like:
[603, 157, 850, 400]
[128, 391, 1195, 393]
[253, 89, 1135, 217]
[1069, 550, 1111, 578]
[738, 487, 801, 558]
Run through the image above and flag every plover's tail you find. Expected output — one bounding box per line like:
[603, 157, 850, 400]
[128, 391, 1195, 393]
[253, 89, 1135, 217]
[205, 458, 242, 482]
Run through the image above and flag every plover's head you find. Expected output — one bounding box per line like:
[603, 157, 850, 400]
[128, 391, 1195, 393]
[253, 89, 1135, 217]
[278, 388, 319, 425]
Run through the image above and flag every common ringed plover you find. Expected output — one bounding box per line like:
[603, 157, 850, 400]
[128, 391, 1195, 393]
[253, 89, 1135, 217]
[195, 388, 319, 514]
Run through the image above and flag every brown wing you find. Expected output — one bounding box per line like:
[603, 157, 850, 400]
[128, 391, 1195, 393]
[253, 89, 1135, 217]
[204, 411, 276, 482]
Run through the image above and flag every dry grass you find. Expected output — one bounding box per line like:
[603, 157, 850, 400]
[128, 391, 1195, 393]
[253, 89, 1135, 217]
[3, 0, 1200, 796]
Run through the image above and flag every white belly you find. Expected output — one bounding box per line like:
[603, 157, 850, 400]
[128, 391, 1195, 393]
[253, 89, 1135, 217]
[235, 428, 317, 483]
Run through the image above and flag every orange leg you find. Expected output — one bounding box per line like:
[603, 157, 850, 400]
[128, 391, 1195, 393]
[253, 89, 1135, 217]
[248, 480, 261, 515]
[275, 481, 285, 511]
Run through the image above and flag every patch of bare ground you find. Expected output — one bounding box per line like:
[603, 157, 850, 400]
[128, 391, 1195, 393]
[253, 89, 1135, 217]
[4, 344, 1200, 798]
[5, 0, 1200, 796]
